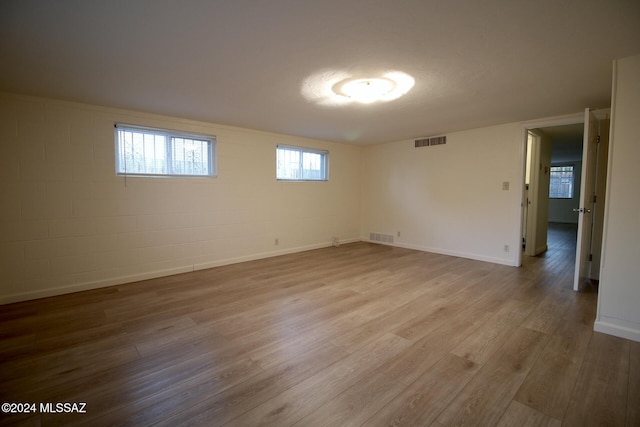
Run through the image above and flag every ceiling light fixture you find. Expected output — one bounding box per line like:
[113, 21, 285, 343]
[301, 70, 415, 106]
[335, 78, 397, 104]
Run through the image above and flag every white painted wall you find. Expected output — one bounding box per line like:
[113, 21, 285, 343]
[361, 123, 523, 266]
[595, 54, 640, 342]
[0, 94, 362, 304]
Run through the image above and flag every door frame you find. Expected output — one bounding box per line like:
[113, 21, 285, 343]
[517, 113, 584, 267]
[524, 130, 541, 256]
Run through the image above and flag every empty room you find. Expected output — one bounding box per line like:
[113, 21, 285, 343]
[1, 1, 639, 426]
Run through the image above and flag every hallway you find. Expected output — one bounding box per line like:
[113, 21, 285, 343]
[523, 222, 580, 291]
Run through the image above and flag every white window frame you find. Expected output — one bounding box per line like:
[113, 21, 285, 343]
[115, 123, 216, 178]
[276, 145, 329, 181]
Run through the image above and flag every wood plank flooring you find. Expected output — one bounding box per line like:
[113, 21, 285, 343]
[1, 223, 638, 426]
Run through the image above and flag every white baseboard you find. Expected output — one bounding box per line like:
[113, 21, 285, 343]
[193, 238, 361, 271]
[364, 239, 520, 267]
[594, 320, 640, 343]
[0, 238, 362, 305]
[0, 266, 194, 305]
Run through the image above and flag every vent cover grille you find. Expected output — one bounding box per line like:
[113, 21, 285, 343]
[415, 136, 446, 148]
[369, 232, 394, 244]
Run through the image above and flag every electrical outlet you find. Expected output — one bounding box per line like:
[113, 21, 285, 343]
[504, 244, 510, 252]
[502, 181, 510, 191]
[397, 231, 401, 237]
[275, 238, 279, 245]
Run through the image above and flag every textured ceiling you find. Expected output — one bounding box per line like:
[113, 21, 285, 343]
[1, 0, 639, 145]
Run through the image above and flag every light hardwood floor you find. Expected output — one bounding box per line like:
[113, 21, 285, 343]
[1, 223, 638, 426]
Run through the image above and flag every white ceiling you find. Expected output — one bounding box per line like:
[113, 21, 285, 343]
[1, 0, 639, 145]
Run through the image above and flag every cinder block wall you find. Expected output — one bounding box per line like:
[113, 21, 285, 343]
[0, 93, 362, 303]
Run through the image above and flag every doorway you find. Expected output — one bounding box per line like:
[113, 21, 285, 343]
[520, 111, 610, 290]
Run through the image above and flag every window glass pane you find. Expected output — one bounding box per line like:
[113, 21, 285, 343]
[116, 125, 214, 177]
[277, 147, 301, 180]
[302, 152, 324, 180]
[171, 137, 210, 175]
[549, 165, 574, 198]
[117, 129, 168, 175]
[277, 146, 328, 181]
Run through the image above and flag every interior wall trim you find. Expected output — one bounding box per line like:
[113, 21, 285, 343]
[0, 238, 362, 305]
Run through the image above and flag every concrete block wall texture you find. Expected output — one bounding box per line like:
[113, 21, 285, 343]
[0, 93, 363, 303]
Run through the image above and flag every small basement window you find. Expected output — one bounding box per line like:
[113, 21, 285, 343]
[549, 165, 574, 199]
[115, 124, 216, 177]
[276, 145, 328, 181]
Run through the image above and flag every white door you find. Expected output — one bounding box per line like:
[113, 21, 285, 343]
[573, 109, 599, 291]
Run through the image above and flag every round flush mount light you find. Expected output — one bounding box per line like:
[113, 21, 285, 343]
[333, 77, 397, 104]
[301, 70, 415, 106]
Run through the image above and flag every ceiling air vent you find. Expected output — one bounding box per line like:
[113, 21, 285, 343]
[415, 135, 446, 148]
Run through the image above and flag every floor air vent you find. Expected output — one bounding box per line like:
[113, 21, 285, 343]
[415, 136, 446, 147]
[369, 232, 394, 244]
